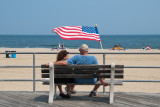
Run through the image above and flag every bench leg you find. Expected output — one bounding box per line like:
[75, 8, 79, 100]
[109, 85, 114, 104]
[48, 83, 54, 104]
[48, 63, 54, 104]
[109, 63, 115, 104]
[54, 85, 57, 99]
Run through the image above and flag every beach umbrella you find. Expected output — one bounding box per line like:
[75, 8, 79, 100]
[113, 44, 123, 50]
[114, 44, 122, 47]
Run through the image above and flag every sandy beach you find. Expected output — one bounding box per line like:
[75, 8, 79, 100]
[0, 48, 160, 93]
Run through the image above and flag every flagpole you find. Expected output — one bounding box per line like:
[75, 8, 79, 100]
[95, 24, 103, 49]
[100, 40, 103, 49]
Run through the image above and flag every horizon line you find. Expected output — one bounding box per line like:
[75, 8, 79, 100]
[0, 34, 160, 36]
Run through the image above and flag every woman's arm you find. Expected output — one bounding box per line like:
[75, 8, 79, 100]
[54, 60, 68, 65]
[44, 60, 68, 66]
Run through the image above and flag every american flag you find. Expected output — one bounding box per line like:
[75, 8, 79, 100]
[53, 26, 101, 41]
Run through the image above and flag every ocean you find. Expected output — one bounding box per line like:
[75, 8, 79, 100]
[0, 35, 160, 49]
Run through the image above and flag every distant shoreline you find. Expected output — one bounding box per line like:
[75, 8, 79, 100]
[0, 46, 159, 50]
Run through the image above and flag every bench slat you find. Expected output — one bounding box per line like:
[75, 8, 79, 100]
[41, 74, 124, 78]
[41, 69, 124, 74]
[41, 64, 124, 69]
[42, 80, 123, 85]
[41, 65, 49, 68]
[55, 65, 124, 69]
[41, 69, 73, 74]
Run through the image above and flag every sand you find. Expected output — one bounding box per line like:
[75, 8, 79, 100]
[0, 48, 160, 93]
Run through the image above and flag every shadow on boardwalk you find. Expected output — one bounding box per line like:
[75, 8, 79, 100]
[0, 91, 160, 107]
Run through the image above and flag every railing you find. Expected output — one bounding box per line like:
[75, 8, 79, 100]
[0, 52, 160, 93]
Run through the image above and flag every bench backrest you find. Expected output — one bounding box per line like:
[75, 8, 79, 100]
[41, 64, 124, 79]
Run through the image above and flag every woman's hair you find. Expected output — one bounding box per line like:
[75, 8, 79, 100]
[57, 50, 69, 61]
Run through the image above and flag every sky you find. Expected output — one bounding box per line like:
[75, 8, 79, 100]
[0, 0, 160, 35]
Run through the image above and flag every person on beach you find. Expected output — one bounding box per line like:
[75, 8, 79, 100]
[54, 44, 108, 97]
[46, 50, 75, 98]
[62, 44, 65, 49]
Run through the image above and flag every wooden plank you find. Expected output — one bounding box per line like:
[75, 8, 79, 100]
[54, 65, 100, 69]
[41, 64, 49, 68]
[41, 69, 74, 74]
[42, 65, 124, 69]
[42, 69, 123, 74]
[54, 65, 124, 69]
[41, 69, 49, 73]
[0, 92, 160, 107]
[0, 92, 39, 107]
[41, 74, 123, 78]
[115, 65, 124, 68]
[42, 80, 123, 85]
[73, 70, 124, 74]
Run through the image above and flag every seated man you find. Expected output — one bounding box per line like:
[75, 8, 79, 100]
[54, 44, 108, 97]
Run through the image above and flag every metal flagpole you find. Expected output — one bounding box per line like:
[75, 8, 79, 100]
[100, 40, 103, 49]
[95, 24, 103, 49]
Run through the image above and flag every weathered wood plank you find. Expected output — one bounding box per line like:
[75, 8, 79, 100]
[54, 65, 110, 69]
[115, 93, 160, 107]
[0, 92, 37, 107]
[41, 64, 124, 69]
[0, 92, 54, 107]
[73, 70, 124, 74]
[41, 64, 49, 68]
[42, 69, 74, 74]
[42, 80, 123, 85]
[41, 69, 124, 74]
[41, 74, 124, 78]
[0, 92, 159, 107]
[54, 65, 124, 69]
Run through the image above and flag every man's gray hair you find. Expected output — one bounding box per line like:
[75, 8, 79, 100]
[79, 44, 88, 52]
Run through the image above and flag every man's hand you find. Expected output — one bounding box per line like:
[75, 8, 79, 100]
[45, 63, 49, 67]
[101, 81, 108, 86]
[99, 78, 108, 86]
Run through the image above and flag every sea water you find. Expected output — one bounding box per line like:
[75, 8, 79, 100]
[0, 35, 160, 49]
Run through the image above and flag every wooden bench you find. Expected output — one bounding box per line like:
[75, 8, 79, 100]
[41, 63, 124, 104]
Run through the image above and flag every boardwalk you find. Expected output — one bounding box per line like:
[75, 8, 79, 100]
[0, 91, 160, 107]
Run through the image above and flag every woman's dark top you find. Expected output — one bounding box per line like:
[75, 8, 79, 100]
[54, 57, 75, 83]
[55, 78, 74, 84]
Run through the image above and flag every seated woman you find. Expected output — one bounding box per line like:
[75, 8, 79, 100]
[50, 50, 75, 98]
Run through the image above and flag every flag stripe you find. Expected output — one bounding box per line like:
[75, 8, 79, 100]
[58, 26, 82, 32]
[53, 26, 101, 41]
[60, 26, 82, 30]
[56, 28, 82, 34]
